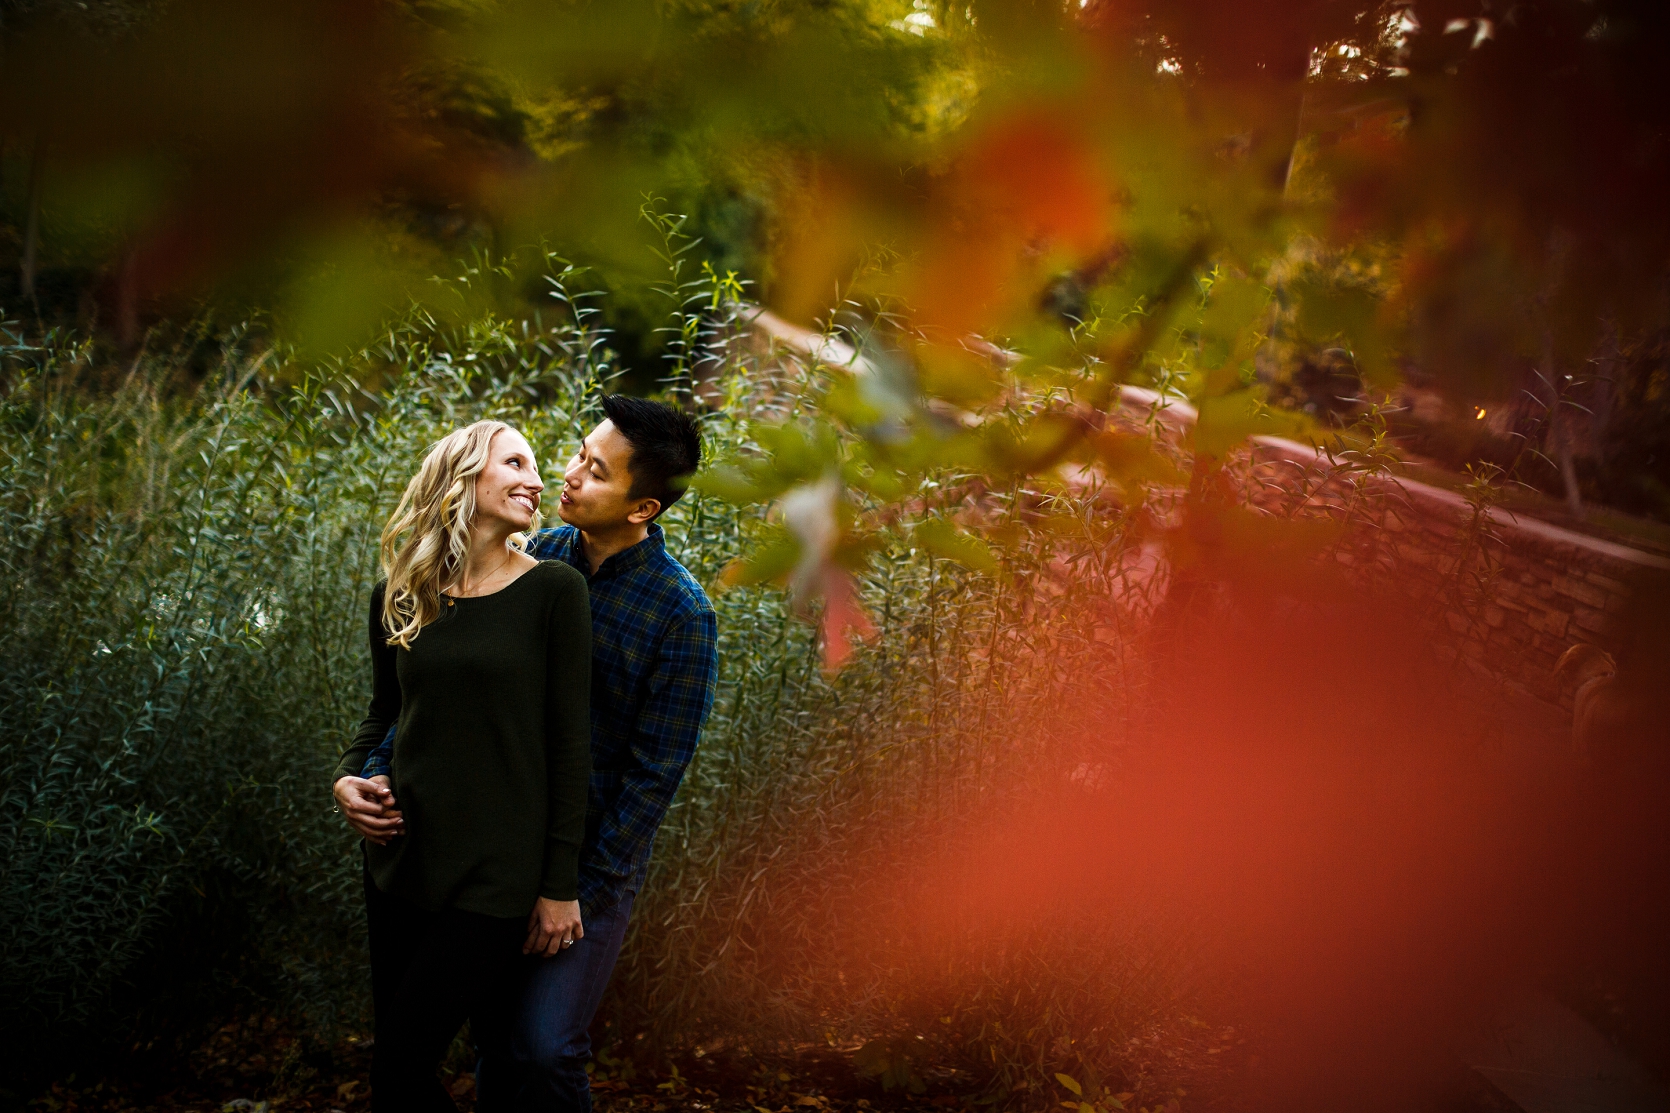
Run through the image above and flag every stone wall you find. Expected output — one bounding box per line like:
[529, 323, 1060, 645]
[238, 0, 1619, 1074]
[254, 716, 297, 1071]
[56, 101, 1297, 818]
[741, 325, 1670, 701]
[1251, 435, 1670, 699]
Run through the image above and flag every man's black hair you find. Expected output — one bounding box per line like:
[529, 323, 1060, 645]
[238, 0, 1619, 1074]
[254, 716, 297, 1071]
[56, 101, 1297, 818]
[600, 394, 703, 519]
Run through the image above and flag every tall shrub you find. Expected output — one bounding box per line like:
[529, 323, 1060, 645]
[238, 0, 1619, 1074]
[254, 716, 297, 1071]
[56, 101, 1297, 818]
[0, 279, 1202, 1092]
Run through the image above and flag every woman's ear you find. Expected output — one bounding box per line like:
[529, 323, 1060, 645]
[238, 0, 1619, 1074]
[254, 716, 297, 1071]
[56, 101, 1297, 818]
[626, 497, 662, 526]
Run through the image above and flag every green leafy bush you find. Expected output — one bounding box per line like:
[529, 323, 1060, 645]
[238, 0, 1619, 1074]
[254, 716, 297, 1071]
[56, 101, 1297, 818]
[0, 306, 613, 1057]
[0, 273, 1197, 1093]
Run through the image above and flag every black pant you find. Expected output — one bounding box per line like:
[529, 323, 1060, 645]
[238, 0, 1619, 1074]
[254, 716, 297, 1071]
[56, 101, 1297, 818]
[365, 868, 525, 1113]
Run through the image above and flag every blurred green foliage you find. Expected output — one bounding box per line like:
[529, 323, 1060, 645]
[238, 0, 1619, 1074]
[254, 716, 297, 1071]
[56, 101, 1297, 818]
[0, 0, 957, 375]
[3, 0, 1666, 399]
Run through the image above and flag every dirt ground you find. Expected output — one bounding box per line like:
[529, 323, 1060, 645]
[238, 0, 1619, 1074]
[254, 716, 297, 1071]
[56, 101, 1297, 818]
[20, 1013, 1239, 1113]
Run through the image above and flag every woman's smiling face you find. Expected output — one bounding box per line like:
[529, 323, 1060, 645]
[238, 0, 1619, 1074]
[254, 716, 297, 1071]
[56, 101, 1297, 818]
[473, 427, 543, 533]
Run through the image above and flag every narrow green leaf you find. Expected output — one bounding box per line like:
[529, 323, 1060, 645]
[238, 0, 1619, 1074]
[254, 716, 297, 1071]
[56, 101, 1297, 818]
[914, 518, 999, 575]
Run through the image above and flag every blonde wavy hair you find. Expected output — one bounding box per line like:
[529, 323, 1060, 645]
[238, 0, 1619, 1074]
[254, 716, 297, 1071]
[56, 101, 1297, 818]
[380, 420, 539, 648]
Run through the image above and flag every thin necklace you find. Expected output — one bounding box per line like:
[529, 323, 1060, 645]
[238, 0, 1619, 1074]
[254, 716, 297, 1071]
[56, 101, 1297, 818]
[452, 546, 514, 598]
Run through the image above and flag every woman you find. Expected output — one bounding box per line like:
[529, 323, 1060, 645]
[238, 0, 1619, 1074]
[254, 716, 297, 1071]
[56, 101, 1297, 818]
[331, 420, 592, 1112]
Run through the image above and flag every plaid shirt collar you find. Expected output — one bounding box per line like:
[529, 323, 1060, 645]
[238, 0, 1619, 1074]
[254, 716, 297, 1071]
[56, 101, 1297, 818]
[538, 523, 666, 582]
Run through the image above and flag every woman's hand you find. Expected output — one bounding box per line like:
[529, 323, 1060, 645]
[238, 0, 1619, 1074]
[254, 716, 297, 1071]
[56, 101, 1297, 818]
[524, 898, 583, 957]
[333, 775, 404, 845]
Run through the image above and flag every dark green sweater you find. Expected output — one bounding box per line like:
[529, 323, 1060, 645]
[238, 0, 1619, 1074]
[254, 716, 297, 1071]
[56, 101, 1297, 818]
[332, 561, 592, 918]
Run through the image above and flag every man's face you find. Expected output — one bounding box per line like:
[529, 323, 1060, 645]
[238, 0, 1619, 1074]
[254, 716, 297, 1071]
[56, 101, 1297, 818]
[558, 420, 659, 531]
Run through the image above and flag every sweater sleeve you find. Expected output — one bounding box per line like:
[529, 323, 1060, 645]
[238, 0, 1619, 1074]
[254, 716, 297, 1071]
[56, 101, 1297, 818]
[539, 565, 593, 901]
[333, 582, 401, 786]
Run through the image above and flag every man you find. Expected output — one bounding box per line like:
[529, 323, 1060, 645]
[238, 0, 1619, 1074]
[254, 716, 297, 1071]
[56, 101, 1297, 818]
[337, 394, 719, 1111]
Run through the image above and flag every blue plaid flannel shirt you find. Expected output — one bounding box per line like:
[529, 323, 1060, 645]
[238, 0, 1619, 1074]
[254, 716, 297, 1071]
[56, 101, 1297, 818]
[363, 523, 718, 915]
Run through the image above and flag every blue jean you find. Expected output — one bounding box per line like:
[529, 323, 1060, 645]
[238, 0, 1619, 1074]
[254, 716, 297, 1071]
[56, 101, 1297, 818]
[473, 887, 637, 1113]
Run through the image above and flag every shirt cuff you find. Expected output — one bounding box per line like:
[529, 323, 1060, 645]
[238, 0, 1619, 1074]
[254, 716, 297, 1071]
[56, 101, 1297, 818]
[361, 754, 390, 779]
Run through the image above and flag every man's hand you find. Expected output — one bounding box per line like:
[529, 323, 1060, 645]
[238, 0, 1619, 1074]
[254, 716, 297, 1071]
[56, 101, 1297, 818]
[524, 898, 583, 957]
[333, 775, 404, 845]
